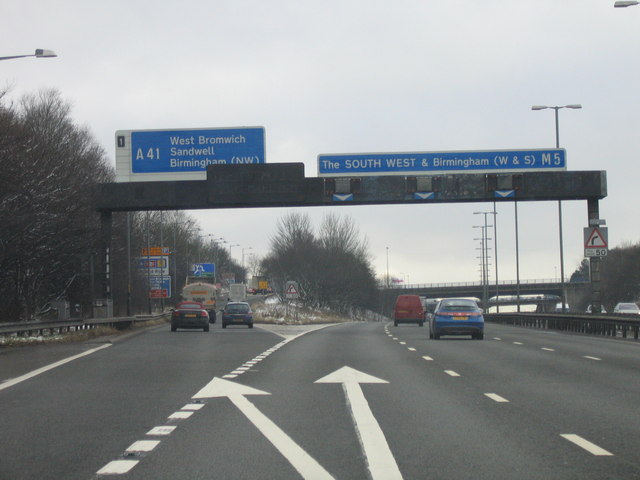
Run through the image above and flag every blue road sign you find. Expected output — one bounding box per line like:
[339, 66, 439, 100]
[318, 149, 566, 177]
[148, 276, 171, 298]
[129, 127, 265, 174]
[192, 263, 215, 277]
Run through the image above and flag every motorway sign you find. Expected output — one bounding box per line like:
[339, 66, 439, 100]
[192, 263, 215, 277]
[141, 246, 170, 256]
[285, 281, 300, 299]
[148, 275, 171, 298]
[137, 256, 169, 276]
[584, 226, 608, 257]
[318, 148, 566, 177]
[115, 127, 265, 182]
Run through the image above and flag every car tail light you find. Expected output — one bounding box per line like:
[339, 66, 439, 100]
[201, 311, 208, 317]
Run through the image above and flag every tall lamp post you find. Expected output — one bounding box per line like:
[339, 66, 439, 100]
[0, 49, 57, 61]
[614, 1, 639, 7]
[531, 104, 582, 313]
[474, 210, 498, 311]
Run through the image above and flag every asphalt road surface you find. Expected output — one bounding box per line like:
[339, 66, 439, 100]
[1, 321, 640, 479]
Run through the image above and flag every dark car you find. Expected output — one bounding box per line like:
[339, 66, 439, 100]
[222, 301, 253, 328]
[171, 301, 210, 332]
[429, 298, 484, 340]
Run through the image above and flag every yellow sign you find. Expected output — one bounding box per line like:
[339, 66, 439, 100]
[141, 246, 170, 256]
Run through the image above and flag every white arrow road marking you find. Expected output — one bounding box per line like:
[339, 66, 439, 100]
[193, 377, 334, 480]
[315, 366, 403, 480]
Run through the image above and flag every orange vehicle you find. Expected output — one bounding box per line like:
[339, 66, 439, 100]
[393, 294, 425, 327]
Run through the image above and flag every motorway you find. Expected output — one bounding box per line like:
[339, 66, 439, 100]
[1, 320, 640, 479]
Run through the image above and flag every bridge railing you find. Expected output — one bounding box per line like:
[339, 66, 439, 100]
[389, 278, 582, 289]
[0, 314, 169, 340]
[485, 313, 640, 340]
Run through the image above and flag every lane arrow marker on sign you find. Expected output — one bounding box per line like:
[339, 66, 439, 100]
[193, 377, 334, 480]
[315, 366, 403, 480]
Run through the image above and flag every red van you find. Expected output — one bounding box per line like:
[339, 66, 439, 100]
[393, 295, 425, 327]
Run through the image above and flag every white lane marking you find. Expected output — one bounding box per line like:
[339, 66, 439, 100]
[195, 377, 334, 480]
[541, 347, 555, 352]
[126, 440, 160, 452]
[408, 347, 416, 352]
[182, 403, 205, 410]
[513, 342, 523, 345]
[422, 356, 434, 361]
[316, 367, 402, 480]
[399, 341, 407, 345]
[0, 344, 111, 392]
[168, 411, 193, 420]
[444, 370, 460, 377]
[223, 374, 238, 379]
[485, 393, 509, 403]
[97, 460, 139, 475]
[392, 337, 398, 341]
[584, 356, 601, 361]
[146, 426, 176, 436]
[493, 337, 502, 341]
[561, 434, 613, 456]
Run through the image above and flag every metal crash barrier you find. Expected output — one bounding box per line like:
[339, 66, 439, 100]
[485, 313, 640, 340]
[0, 313, 169, 340]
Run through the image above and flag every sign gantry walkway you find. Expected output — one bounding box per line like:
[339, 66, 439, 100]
[94, 163, 607, 309]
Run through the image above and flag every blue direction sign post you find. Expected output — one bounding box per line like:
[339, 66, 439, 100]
[115, 127, 265, 181]
[192, 263, 215, 278]
[318, 149, 566, 177]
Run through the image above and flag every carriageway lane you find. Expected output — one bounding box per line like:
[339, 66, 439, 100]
[112, 321, 640, 479]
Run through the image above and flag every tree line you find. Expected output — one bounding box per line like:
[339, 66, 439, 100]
[260, 212, 379, 313]
[570, 242, 640, 311]
[0, 89, 246, 322]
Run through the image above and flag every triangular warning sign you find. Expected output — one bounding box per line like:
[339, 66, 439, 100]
[287, 284, 298, 294]
[585, 227, 607, 248]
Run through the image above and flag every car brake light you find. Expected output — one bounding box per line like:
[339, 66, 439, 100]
[201, 311, 208, 317]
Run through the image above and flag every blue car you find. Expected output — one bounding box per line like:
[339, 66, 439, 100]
[222, 301, 254, 328]
[429, 298, 484, 340]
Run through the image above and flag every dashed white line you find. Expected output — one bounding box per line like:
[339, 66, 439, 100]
[541, 347, 556, 352]
[126, 440, 160, 453]
[182, 403, 205, 411]
[97, 460, 139, 475]
[444, 370, 460, 377]
[399, 341, 407, 345]
[168, 411, 193, 420]
[146, 426, 176, 436]
[584, 356, 601, 361]
[561, 434, 613, 456]
[513, 342, 523, 345]
[493, 337, 502, 341]
[485, 393, 509, 403]
[422, 356, 434, 361]
[407, 347, 416, 352]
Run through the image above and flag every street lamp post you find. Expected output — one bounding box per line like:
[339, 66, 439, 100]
[0, 49, 57, 61]
[531, 104, 582, 313]
[474, 210, 498, 311]
[386, 247, 390, 288]
[614, 1, 639, 7]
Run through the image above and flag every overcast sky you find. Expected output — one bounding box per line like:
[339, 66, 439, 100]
[3, 1, 639, 285]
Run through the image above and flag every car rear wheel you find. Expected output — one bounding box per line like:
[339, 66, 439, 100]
[248, 323, 253, 329]
[171, 325, 177, 332]
[433, 331, 440, 340]
[204, 325, 209, 332]
[222, 323, 227, 329]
